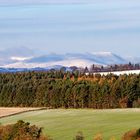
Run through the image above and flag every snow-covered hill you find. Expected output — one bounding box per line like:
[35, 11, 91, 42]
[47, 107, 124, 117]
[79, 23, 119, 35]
[2, 52, 128, 69]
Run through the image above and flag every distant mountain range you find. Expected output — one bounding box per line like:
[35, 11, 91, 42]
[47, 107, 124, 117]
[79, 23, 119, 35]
[0, 52, 130, 70]
[0, 51, 139, 73]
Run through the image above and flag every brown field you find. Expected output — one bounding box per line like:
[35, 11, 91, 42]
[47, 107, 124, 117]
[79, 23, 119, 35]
[0, 107, 45, 118]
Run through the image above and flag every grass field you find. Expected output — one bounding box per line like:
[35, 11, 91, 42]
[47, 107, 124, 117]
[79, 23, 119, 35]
[0, 109, 140, 140]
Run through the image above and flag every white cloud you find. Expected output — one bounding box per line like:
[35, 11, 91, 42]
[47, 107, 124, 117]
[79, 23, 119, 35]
[0, 0, 92, 5]
[0, 0, 140, 57]
[11, 56, 32, 61]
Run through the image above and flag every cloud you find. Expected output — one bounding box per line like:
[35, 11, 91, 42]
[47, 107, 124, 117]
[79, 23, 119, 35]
[0, 0, 140, 57]
[0, 0, 92, 5]
[0, 47, 34, 66]
[11, 56, 32, 61]
[0, 0, 140, 5]
[0, 47, 34, 57]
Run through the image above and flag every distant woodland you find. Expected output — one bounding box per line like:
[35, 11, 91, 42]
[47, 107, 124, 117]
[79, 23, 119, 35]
[0, 71, 140, 108]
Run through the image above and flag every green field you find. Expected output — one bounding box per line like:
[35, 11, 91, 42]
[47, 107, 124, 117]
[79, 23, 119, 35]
[0, 109, 140, 140]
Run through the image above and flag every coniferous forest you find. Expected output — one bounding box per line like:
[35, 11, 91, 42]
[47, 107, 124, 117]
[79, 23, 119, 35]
[0, 71, 140, 108]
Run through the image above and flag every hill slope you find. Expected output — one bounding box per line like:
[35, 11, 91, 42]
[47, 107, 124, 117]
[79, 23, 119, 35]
[1, 109, 140, 140]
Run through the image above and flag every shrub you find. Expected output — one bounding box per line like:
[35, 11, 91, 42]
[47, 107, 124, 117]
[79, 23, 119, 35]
[0, 120, 49, 140]
[122, 129, 140, 140]
[93, 133, 103, 140]
[74, 131, 84, 140]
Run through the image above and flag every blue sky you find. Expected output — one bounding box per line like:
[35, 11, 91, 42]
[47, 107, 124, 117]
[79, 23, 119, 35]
[0, 0, 140, 57]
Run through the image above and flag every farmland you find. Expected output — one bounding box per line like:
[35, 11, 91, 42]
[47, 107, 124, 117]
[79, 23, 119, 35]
[0, 107, 44, 118]
[0, 108, 140, 140]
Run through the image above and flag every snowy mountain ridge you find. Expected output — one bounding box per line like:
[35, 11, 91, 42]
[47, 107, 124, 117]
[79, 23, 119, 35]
[1, 52, 128, 69]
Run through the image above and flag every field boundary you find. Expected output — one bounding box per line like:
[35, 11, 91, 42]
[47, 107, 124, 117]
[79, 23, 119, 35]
[0, 107, 47, 119]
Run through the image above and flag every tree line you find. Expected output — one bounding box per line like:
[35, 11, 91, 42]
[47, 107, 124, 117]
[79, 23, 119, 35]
[84, 62, 140, 74]
[0, 71, 140, 108]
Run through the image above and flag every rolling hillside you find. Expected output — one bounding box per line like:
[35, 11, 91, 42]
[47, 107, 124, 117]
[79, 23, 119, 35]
[1, 109, 140, 140]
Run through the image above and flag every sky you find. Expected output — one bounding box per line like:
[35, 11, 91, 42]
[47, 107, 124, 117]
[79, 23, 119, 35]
[0, 0, 140, 57]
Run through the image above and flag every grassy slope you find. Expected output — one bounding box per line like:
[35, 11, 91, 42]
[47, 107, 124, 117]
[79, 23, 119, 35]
[0, 109, 140, 140]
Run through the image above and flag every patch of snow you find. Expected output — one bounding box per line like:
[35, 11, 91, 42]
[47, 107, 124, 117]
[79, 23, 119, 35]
[95, 70, 140, 76]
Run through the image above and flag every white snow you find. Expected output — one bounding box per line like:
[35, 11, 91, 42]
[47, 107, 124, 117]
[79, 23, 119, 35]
[3, 59, 93, 68]
[95, 70, 140, 76]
